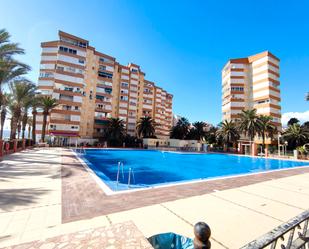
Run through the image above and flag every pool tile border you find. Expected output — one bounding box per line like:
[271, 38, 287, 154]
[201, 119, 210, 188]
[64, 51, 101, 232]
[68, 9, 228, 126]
[61, 149, 309, 223]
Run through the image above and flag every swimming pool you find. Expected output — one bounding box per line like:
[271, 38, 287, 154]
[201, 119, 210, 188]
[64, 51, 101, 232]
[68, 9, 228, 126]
[76, 149, 309, 192]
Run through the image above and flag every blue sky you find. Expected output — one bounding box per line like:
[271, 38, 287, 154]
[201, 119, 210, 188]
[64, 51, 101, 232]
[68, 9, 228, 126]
[1, 0, 309, 125]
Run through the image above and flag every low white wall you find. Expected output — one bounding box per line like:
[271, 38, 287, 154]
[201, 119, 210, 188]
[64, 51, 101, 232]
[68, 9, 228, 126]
[143, 138, 202, 151]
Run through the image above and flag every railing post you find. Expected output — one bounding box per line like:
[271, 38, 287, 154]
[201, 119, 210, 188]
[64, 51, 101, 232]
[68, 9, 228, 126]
[22, 139, 26, 149]
[0, 140, 3, 157]
[194, 222, 211, 249]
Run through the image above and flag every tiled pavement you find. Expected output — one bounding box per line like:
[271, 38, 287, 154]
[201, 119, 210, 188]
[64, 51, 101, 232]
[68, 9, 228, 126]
[3, 221, 152, 249]
[1, 148, 309, 248]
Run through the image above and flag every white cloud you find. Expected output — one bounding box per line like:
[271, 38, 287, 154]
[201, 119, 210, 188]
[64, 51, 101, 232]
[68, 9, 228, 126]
[282, 110, 309, 127]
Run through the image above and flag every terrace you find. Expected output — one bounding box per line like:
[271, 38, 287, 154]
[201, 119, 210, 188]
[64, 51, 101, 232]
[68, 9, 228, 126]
[0, 147, 309, 248]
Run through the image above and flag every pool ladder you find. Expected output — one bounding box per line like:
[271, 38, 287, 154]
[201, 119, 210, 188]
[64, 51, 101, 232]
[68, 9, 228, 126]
[127, 167, 135, 188]
[116, 162, 124, 187]
[116, 162, 135, 189]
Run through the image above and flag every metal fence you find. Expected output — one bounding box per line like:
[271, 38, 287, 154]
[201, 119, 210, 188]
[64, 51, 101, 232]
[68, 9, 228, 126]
[241, 209, 309, 249]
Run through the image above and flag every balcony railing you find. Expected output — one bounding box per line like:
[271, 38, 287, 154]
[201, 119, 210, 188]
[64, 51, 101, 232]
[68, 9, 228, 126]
[241, 209, 309, 249]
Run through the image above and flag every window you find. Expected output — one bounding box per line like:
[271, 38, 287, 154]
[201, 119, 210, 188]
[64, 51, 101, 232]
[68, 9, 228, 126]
[67, 67, 76, 73]
[257, 99, 270, 104]
[64, 87, 73, 91]
[59, 46, 77, 55]
[40, 72, 53, 78]
[63, 105, 71, 110]
[120, 96, 128, 101]
[143, 99, 152, 104]
[57, 66, 64, 71]
[99, 65, 106, 71]
[99, 57, 112, 63]
[78, 42, 87, 48]
[96, 95, 105, 101]
[98, 71, 113, 79]
[105, 88, 112, 94]
[231, 87, 244, 92]
[78, 59, 85, 64]
[131, 68, 138, 73]
[59, 46, 68, 52]
[143, 88, 152, 94]
[75, 106, 79, 110]
[121, 82, 129, 88]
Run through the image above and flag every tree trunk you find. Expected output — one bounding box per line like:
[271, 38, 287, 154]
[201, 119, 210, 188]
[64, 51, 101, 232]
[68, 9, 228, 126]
[21, 113, 27, 139]
[41, 111, 47, 142]
[10, 117, 18, 140]
[0, 109, 6, 140]
[262, 130, 265, 154]
[17, 121, 21, 139]
[28, 125, 31, 139]
[32, 108, 37, 143]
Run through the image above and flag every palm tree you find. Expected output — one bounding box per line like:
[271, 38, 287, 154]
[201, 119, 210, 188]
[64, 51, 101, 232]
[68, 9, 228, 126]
[0, 62, 29, 89]
[8, 79, 36, 139]
[0, 29, 25, 59]
[105, 118, 126, 146]
[187, 121, 207, 141]
[238, 109, 261, 142]
[205, 126, 218, 145]
[40, 96, 58, 142]
[306, 92, 309, 101]
[136, 116, 156, 138]
[258, 115, 277, 153]
[170, 117, 190, 139]
[0, 29, 30, 91]
[287, 118, 299, 126]
[31, 96, 42, 143]
[216, 120, 240, 151]
[21, 98, 33, 139]
[283, 123, 309, 149]
[0, 93, 10, 139]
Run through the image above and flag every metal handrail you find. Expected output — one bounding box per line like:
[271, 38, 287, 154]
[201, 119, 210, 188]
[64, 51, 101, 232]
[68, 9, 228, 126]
[241, 209, 309, 249]
[116, 162, 124, 187]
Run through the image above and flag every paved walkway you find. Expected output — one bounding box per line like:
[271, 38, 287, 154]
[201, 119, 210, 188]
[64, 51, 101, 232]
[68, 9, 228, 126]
[0, 148, 62, 247]
[0, 148, 309, 248]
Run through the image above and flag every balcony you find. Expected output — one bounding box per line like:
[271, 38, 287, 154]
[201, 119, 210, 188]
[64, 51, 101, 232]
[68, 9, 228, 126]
[59, 94, 74, 102]
[55, 89, 83, 97]
[96, 86, 112, 95]
[98, 71, 113, 79]
[97, 81, 113, 88]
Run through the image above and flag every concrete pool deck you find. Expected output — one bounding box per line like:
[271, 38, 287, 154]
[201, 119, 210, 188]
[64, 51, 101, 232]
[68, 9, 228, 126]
[0, 148, 309, 248]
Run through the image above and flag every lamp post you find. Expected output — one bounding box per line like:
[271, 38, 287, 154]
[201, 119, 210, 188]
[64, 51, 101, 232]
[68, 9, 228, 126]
[284, 141, 288, 156]
[278, 132, 281, 157]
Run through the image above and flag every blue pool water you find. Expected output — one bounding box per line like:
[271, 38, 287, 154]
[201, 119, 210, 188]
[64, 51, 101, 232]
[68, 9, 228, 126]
[77, 149, 309, 191]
